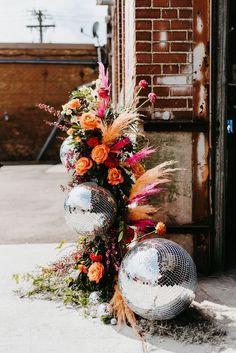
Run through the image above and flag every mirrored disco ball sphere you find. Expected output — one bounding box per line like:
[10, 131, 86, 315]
[64, 183, 117, 238]
[119, 238, 197, 320]
[60, 136, 74, 167]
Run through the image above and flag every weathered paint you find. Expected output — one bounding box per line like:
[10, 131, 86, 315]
[193, 0, 210, 119]
[144, 131, 192, 226]
[192, 131, 209, 222]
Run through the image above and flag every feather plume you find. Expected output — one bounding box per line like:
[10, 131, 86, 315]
[129, 160, 178, 199]
[131, 219, 155, 231]
[129, 182, 163, 204]
[110, 137, 131, 153]
[98, 62, 109, 89]
[101, 112, 139, 146]
[109, 284, 137, 331]
[124, 146, 156, 166]
[128, 205, 157, 221]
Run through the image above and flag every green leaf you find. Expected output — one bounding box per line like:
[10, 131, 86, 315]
[118, 231, 124, 242]
[56, 240, 65, 250]
[12, 273, 20, 284]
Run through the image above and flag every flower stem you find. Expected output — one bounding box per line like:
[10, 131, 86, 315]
[127, 230, 155, 246]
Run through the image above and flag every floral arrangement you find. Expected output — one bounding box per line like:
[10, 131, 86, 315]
[16, 63, 177, 329]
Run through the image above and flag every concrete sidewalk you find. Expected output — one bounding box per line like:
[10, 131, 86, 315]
[0, 243, 236, 353]
[1, 165, 236, 352]
[0, 164, 73, 244]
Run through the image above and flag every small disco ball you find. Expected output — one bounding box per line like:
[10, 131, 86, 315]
[60, 136, 75, 167]
[119, 238, 197, 320]
[64, 183, 117, 239]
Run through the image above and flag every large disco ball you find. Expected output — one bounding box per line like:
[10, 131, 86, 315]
[60, 136, 75, 167]
[119, 238, 197, 320]
[64, 183, 117, 238]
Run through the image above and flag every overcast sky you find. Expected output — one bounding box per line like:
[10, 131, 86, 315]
[0, 0, 107, 44]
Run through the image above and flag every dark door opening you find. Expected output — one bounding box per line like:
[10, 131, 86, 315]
[225, 0, 236, 268]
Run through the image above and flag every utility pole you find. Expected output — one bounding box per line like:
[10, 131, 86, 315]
[26, 10, 55, 43]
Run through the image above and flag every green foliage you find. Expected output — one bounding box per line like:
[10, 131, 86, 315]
[100, 315, 112, 325]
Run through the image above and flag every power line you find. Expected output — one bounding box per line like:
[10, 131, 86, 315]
[26, 9, 55, 43]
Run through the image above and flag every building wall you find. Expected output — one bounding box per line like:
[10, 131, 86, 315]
[110, 0, 211, 272]
[0, 44, 97, 161]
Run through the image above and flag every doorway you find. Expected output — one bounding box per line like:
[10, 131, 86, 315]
[225, 0, 236, 268]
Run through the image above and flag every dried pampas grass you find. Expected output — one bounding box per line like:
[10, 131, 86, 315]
[101, 112, 139, 146]
[109, 284, 137, 330]
[129, 160, 178, 199]
[128, 205, 157, 221]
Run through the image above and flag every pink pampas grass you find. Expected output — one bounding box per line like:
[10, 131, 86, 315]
[124, 146, 156, 166]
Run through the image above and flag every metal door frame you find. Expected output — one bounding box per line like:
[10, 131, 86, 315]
[211, 0, 229, 271]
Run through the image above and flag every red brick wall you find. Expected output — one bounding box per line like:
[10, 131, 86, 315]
[111, 0, 198, 119]
[135, 0, 193, 119]
[0, 44, 97, 161]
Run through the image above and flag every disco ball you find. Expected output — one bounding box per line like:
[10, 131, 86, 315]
[64, 183, 117, 239]
[60, 136, 75, 167]
[119, 238, 197, 320]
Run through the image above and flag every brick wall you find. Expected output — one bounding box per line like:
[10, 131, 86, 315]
[0, 44, 97, 161]
[135, 0, 193, 119]
[111, 0, 196, 119]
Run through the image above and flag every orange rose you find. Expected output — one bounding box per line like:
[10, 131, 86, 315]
[87, 262, 104, 284]
[91, 144, 110, 164]
[67, 128, 75, 136]
[80, 112, 100, 130]
[107, 168, 124, 185]
[75, 157, 93, 176]
[131, 163, 145, 178]
[78, 264, 88, 274]
[155, 222, 166, 236]
[68, 99, 81, 110]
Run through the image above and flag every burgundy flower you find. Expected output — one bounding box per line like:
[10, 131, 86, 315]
[104, 155, 120, 168]
[89, 253, 103, 262]
[98, 87, 109, 100]
[124, 227, 135, 244]
[148, 92, 157, 104]
[138, 79, 149, 89]
[87, 137, 100, 147]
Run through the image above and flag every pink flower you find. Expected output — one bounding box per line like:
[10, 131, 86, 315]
[96, 101, 105, 118]
[148, 92, 157, 104]
[98, 87, 109, 100]
[98, 62, 110, 109]
[98, 62, 109, 90]
[138, 80, 148, 89]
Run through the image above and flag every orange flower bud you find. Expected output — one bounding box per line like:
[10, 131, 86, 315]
[68, 99, 81, 110]
[74, 136, 81, 143]
[78, 264, 88, 274]
[131, 163, 145, 178]
[67, 128, 75, 136]
[155, 222, 166, 236]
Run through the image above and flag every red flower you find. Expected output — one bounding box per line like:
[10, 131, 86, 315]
[138, 80, 148, 89]
[124, 227, 135, 244]
[148, 92, 157, 104]
[104, 155, 120, 168]
[89, 253, 103, 262]
[87, 137, 100, 147]
[98, 87, 109, 99]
